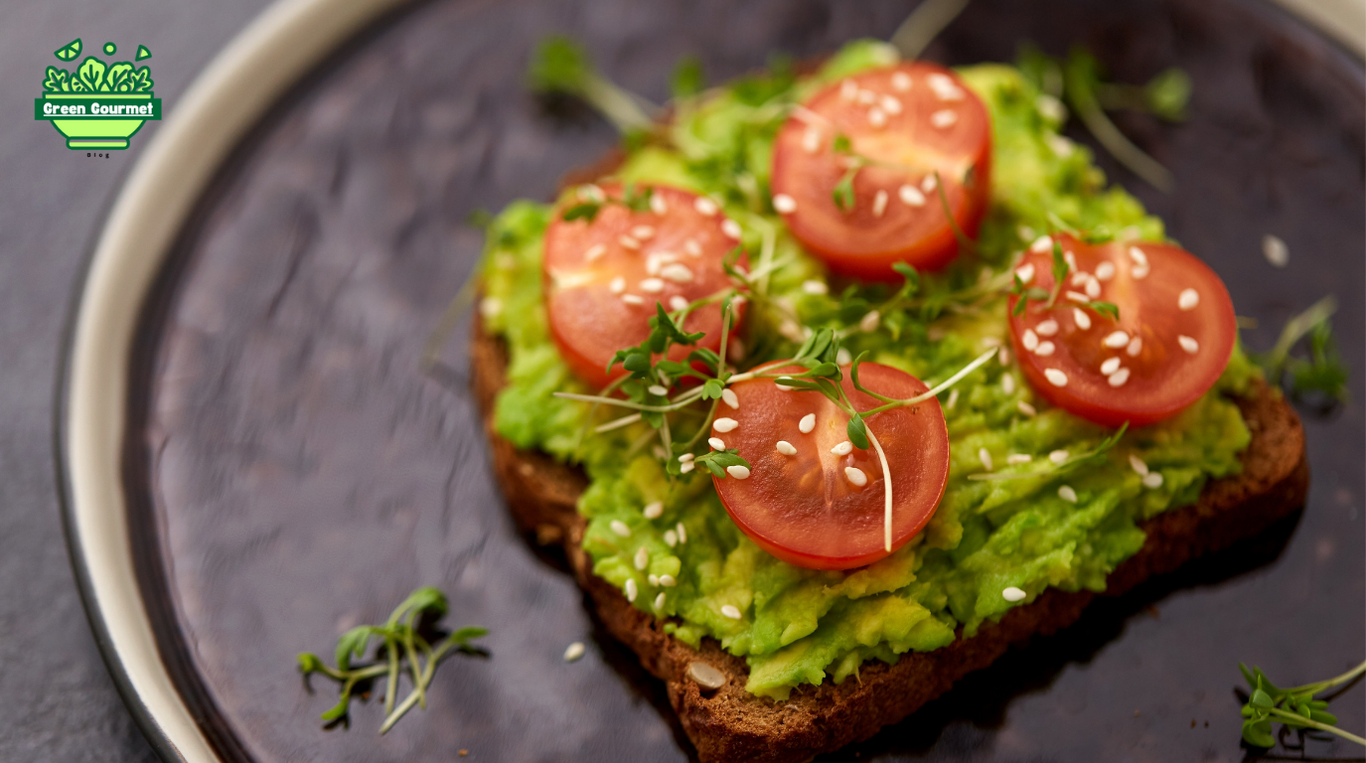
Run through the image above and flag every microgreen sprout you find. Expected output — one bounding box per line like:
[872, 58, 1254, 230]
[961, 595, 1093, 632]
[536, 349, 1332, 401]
[561, 183, 656, 224]
[1237, 660, 1366, 749]
[297, 587, 487, 733]
[528, 36, 659, 134]
[966, 422, 1129, 481]
[1008, 236, 1119, 321]
[888, 0, 972, 61]
[1256, 295, 1349, 405]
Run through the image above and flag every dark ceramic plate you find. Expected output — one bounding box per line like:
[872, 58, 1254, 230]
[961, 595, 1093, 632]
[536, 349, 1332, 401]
[64, 0, 1365, 761]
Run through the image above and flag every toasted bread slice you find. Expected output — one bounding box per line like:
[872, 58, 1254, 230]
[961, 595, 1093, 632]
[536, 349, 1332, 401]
[470, 314, 1308, 763]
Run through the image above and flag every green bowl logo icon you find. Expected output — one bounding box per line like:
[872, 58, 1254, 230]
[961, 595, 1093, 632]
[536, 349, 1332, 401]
[34, 39, 161, 150]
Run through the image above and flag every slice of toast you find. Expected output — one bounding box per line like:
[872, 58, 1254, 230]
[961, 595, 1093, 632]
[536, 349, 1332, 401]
[470, 314, 1308, 763]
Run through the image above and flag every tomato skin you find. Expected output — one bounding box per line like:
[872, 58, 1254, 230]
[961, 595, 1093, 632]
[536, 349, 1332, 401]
[1008, 235, 1238, 427]
[770, 62, 991, 280]
[542, 183, 745, 390]
[710, 362, 950, 570]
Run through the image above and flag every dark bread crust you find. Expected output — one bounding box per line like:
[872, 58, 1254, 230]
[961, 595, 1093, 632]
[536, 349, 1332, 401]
[471, 314, 1308, 763]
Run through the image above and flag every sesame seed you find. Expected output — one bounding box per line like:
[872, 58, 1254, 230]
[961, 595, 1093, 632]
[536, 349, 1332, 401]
[1126, 336, 1143, 356]
[1101, 357, 1121, 375]
[802, 128, 821, 153]
[946, 388, 960, 409]
[634, 546, 649, 570]
[1007, 454, 1033, 465]
[1047, 134, 1075, 157]
[773, 193, 797, 213]
[722, 219, 742, 239]
[694, 197, 719, 216]
[631, 225, 656, 240]
[625, 578, 638, 602]
[644, 501, 665, 521]
[621, 294, 645, 306]
[610, 520, 631, 537]
[1031, 235, 1054, 253]
[679, 453, 694, 462]
[1035, 341, 1056, 356]
[1108, 368, 1131, 387]
[999, 347, 1011, 365]
[670, 295, 689, 311]
[873, 189, 889, 217]
[648, 573, 660, 586]
[836, 347, 852, 365]
[660, 263, 694, 283]
[679, 461, 695, 474]
[931, 109, 958, 128]
[479, 296, 502, 319]
[857, 89, 878, 105]
[1071, 271, 1090, 287]
[981, 336, 1003, 348]
[1178, 288, 1200, 310]
[1016, 263, 1036, 283]
[798, 413, 816, 433]
[1143, 472, 1164, 489]
[899, 184, 926, 207]
[1178, 335, 1199, 354]
[564, 641, 586, 662]
[685, 239, 702, 256]
[639, 278, 665, 293]
[1103, 330, 1130, 348]
[979, 448, 994, 471]
[921, 174, 938, 193]
[928, 73, 964, 101]
[713, 391, 736, 414]
[609, 276, 626, 294]
[1129, 454, 1149, 476]
[1017, 400, 1037, 416]
[1085, 277, 1101, 299]
[1263, 234, 1289, 267]
[891, 71, 913, 91]
[578, 184, 605, 203]
[880, 95, 903, 114]
[650, 193, 667, 215]
[659, 574, 677, 587]
[619, 235, 641, 250]
[802, 279, 828, 295]
[713, 417, 738, 433]
[860, 310, 881, 333]
[1045, 368, 1068, 387]
[1095, 261, 1116, 281]
[1022, 329, 1039, 351]
[1128, 247, 1150, 279]
[1058, 485, 1078, 503]
[844, 466, 869, 486]
[1002, 373, 1016, 395]
[676, 522, 687, 543]
[1066, 290, 1091, 303]
[654, 592, 666, 610]
[721, 604, 742, 620]
[1036, 318, 1059, 336]
[831, 441, 854, 456]
[1003, 586, 1027, 602]
[648, 384, 669, 396]
[1049, 449, 1069, 464]
[1073, 308, 1092, 330]
[726, 465, 750, 479]
[868, 107, 888, 128]
[1036, 93, 1066, 121]
[840, 79, 858, 100]
[775, 440, 797, 456]
[584, 243, 607, 262]
[664, 529, 678, 547]
[708, 437, 725, 450]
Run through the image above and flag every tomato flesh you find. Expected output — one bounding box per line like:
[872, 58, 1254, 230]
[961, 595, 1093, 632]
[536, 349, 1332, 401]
[1008, 235, 1238, 427]
[770, 63, 991, 279]
[543, 183, 744, 389]
[711, 363, 950, 570]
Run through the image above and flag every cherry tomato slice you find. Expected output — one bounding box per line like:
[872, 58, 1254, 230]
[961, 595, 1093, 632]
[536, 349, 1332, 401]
[710, 362, 950, 570]
[1007, 234, 1238, 427]
[543, 183, 745, 389]
[770, 63, 992, 280]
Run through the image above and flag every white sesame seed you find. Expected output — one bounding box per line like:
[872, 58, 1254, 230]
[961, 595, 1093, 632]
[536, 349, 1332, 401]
[660, 263, 695, 283]
[634, 546, 649, 570]
[659, 574, 676, 587]
[1058, 485, 1078, 503]
[802, 279, 828, 295]
[1022, 329, 1039, 351]
[669, 295, 690, 312]
[676, 522, 687, 543]
[946, 388, 960, 409]
[831, 441, 854, 456]
[708, 437, 725, 450]
[684, 239, 702, 256]
[610, 520, 631, 537]
[836, 347, 852, 365]
[840, 78, 858, 100]
[649, 193, 667, 215]
[726, 464, 750, 479]
[1128, 247, 1150, 279]
[1045, 368, 1068, 387]
[664, 529, 678, 547]
[679, 453, 694, 462]
[927, 73, 964, 100]
[1085, 276, 1101, 299]
[1142, 472, 1164, 489]
[1103, 330, 1130, 348]
[868, 107, 888, 128]
[694, 197, 719, 216]
[880, 95, 903, 114]
[721, 604, 742, 620]
[844, 466, 868, 486]
[654, 592, 666, 610]
[1129, 454, 1149, 476]
[1263, 234, 1289, 267]
[891, 71, 913, 91]
[578, 184, 605, 203]
[1101, 357, 1121, 375]
[857, 89, 878, 105]
[479, 296, 502, 319]
[1108, 368, 1131, 387]
[979, 447, 994, 471]
[1126, 336, 1143, 357]
[679, 461, 695, 474]
[648, 573, 660, 586]
[642, 501, 664, 520]
[564, 641, 586, 662]
[1095, 261, 1116, 281]
[860, 310, 881, 333]
[1031, 235, 1054, 253]
[1007, 454, 1033, 465]
[1073, 308, 1092, 330]
[776, 440, 797, 456]
[1036, 318, 1059, 336]
[898, 184, 926, 207]
[921, 174, 938, 193]
[873, 189, 889, 217]
[621, 293, 645, 306]
[999, 347, 1011, 366]
[1016, 263, 1036, 284]
[1066, 290, 1091, 303]
[625, 578, 638, 602]
[648, 384, 669, 396]
[798, 413, 816, 434]
[619, 235, 641, 250]
[1178, 288, 1200, 311]
[1047, 134, 1076, 157]
[584, 243, 607, 262]
[609, 276, 626, 294]
[1178, 335, 1199, 354]
[1003, 586, 1027, 602]
[1049, 450, 1069, 464]
[1035, 341, 1056, 356]
[1017, 400, 1037, 416]
[1002, 373, 1016, 395]
[1036, 93, 1066, 121]
[773, 194, 797, 214]
[722, 219, 742, 239]
[713, 417, 738, 433]
[714, 391, 736, 413]
[639, 278, 665, 293]
[802, 128, 821, 153]
[631, 225, 656, 241]
[931, 109, 958, 128]
[1071, 271, 1091, 288]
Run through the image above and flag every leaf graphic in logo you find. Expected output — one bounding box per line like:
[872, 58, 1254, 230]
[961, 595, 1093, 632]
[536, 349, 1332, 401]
[76, 56, 108, 92]
[128, 66, 154, 93]
[105, 62, 135, 92]
[42, 66, 70, 93]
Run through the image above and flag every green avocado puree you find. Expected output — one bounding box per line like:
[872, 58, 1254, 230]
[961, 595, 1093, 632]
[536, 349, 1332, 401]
[479, 40, 1257, 699]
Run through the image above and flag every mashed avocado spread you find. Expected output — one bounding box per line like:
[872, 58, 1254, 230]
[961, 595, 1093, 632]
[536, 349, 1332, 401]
[479, 40, 1256, 699]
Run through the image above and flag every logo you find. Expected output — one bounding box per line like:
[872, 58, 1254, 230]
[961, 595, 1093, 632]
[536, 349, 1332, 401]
[33, 39, 161, 151]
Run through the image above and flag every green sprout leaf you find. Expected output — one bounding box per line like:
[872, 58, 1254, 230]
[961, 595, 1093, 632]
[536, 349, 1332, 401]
[1235, 660, 1366, 750]
[671, 55, 705, 98]
[561, 202, 601, 223]
[832, 167, 857, 212]
[528, 36, 655, 133]
[847, 413, 869, 450]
